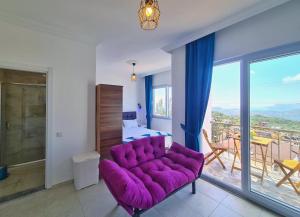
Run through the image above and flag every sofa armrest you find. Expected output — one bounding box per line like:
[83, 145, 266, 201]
[100, 160, 153, 213]
[166, 142, 205, 177]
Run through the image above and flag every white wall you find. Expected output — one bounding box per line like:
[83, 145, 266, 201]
[153, 71, 171, 86]
[0, 19, 96, 186]
[215, 0, 300, 62]
[95, 46, 138, 112]
[96, 68, 138, 112]
[136, 77, 146, 125]
[171, 47, 185, 144]
[171, 0, 300, 147]
[137, 70, 172, 133]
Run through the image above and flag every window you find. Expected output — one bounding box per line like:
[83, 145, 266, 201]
[168, 86, 172, 118]
[153, 86, 172, 118]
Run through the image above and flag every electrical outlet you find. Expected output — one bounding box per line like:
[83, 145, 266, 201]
[56, 132, 63, 137]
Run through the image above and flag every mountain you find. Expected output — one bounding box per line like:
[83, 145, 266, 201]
[213, 104, 300, 122]
[251, 104, 300, 121]
[212, 107, 240, 116]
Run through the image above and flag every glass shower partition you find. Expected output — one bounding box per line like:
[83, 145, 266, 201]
[1, 83, 46, 166]
[0, 81, 46, 200]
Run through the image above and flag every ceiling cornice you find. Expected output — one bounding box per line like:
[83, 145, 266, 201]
[162, 0, 290, 53]
[0, 10, 97, 46]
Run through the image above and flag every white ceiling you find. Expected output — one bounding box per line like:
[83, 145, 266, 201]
[0, 0, 288, 75]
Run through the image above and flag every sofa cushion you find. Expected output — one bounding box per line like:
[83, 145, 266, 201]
[160, 157, 196, 182]
[111, 136, 165, 169]
[150, 136, 165, 158]
[166, 142, 204, 177]
[100, 160, 153, 212]
[129, 157, 196, 205]
[110, 142, 137, 169]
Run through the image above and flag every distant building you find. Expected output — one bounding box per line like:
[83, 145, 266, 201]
[258, 121, 268, 127]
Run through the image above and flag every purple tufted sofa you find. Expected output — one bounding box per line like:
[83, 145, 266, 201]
[100, 136, 204, 217]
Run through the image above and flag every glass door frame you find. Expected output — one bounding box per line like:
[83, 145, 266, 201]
[202, 41, 300, 217]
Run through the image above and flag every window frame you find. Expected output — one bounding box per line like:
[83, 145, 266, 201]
[152, 85, 172, 119]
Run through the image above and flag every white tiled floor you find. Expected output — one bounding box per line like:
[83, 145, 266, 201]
[0, 179, 282, 217]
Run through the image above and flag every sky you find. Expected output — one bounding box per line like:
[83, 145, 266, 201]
[210, 53, 300, 108]
[153, 88, 166, 112]
[153, 87, 172, 114]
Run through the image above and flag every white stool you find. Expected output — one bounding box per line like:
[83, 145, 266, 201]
[72, 151, 100, 190]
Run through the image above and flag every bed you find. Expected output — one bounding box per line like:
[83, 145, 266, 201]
[122, 112, 172, 147]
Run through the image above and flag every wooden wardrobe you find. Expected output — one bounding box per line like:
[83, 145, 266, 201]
[96, 84, 123, 159]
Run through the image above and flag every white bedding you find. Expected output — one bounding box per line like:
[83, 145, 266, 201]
[122, 126, 172, 147]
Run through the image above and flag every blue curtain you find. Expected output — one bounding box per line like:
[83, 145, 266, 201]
[145, 75, 153, 129]
[181, 33, 215, 151]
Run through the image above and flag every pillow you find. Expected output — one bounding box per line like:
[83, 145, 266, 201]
[123, 119, 138, 128]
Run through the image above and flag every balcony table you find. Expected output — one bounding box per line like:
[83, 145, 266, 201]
[251, 136, 273, 181]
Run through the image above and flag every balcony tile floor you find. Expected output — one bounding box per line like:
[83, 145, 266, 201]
[203, 152, 300, 210]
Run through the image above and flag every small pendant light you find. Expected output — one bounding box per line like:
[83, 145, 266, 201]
[131, 62, 137, 81]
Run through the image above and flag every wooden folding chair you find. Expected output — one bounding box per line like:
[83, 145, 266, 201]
[203, 129, 228, 169]
[231, 136, 241, 173]
[274, 159, 300, 195]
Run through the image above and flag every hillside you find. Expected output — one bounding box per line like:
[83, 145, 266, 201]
[213, 104, 300, 121]
[212, 111, 300, 132]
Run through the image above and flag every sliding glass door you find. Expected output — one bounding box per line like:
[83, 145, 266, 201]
[202, 42, 300, 217]
[249, 52, 300, 210]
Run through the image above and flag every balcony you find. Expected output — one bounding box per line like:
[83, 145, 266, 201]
[202, 121, 300, 209]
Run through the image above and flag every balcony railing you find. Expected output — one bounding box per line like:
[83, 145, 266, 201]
[203, 120, 300, 208]
[210, 121, 300, 163]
